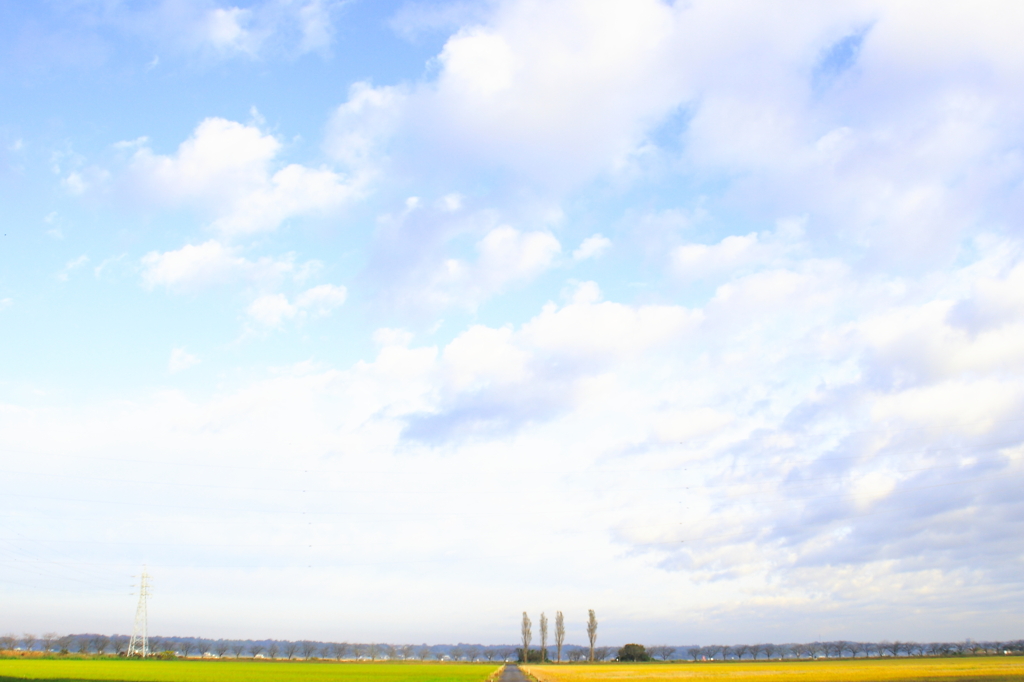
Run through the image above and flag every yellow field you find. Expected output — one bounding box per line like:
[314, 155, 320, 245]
[523, 658, 1024, 682]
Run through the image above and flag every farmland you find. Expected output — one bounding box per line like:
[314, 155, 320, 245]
[523, 658, 1024, 682]
[0, 659, 501, 682]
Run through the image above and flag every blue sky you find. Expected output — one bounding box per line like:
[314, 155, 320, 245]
[2, 0, 1024, 647]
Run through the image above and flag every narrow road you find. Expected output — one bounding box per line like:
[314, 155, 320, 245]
[499, 664, 532, 682]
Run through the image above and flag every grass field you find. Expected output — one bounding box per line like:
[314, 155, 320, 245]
[523, 658, 1024, 682]
[0, 659, 501, 682]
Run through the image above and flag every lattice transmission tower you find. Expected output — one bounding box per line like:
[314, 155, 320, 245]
[127, 568, 151, 658]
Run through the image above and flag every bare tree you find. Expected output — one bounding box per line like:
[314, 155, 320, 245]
[418, 645, 431, 661]
[521, 612, 532, 662]
[41, 633, 59, 653]
[650, 645, 675, 661]
[0, 634, 17, 651]
[539, 613, 548, 662]
[74, 636, 91, 654]
[402, 644, 415, 660]
[229, 642, 247, 658]
[465, 645, 480, 662]
[111, 637, 129, 656]
[330, 642, 349, 660]
[93, 636, 110, 654]
[249, 643, 265, 658]
[593, 646, 611, 661]
[449, 645, 463, 662]
[213, 640, 230, 658]
[283, 641, 299, 659]
[22, 634, 37, 652]
[367, 643, 380, 661]
[586, 610, 598, 662]
[300, 641, 319, 659]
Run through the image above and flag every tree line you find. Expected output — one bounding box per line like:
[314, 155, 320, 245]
[2, 633, 1021, 661]
[0, 634, 538, 661]
[615, 640, 1024, 661]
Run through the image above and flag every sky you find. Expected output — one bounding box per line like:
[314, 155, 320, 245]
[2, 0, 1024, 648]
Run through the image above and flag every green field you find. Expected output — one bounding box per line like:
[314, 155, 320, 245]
[523, 658, 1024, 682]
[0, 660, 500, 682]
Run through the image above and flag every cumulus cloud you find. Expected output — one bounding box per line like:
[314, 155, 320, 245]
[326, 81, 406, 170]
[246, 293, 297, 327]
[411, 0, 688, 186]
[404, 281, 700, 441]
[573, 233, 611, 261]
[140, 240, 296, 292]
[425, 225, 561, 310]
[295, 283, 348, 315]
[127, 118, 361, 236]
[247, 284, 348, 327]
[201, 7, 258, 55]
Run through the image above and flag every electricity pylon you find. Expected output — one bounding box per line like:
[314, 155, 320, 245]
[127, 568, 150, 658]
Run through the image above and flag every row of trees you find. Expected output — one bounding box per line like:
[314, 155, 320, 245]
[0, 635, 540, 661]
[626, 640, 1024, 661]
[521, 610, 599, 663]
[4, 634, 1021, 661]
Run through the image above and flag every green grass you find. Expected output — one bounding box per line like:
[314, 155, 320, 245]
[0, 659, 501, 682]
[523, 657, 1024, 682]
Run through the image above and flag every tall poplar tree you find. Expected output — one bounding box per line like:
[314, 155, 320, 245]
[555, 611, 565, 663]
[521, 612, 532, 663]
[586, 610, 598, 662]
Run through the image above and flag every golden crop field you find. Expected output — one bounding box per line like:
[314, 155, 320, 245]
[523, 658, 1024, 682]
[0, 659, 501, 682]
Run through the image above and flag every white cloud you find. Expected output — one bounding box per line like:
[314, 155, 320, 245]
[140, 240, 295, 292]
[673, 233, 762, 280]
[477, 225, 560, 285]
[573, 233, 611, 261]
[62, 167, 109, 196]
[168, 347, 200, 374]
[415, 0, 689, 186]
[56, 255, 89, 282]
[420, 226, 560, 310]
[127, 118, 361, 236]
[246, 293, 297, 327]
[326, 81, 406, 171]
[295, 283, 348, 315]
[10, 242, 1024, 640]
[296, 0, 335, 55]
[202, 7, 257, 55]
[247, 284, 348, 327]
[672, 218, 805, 281]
